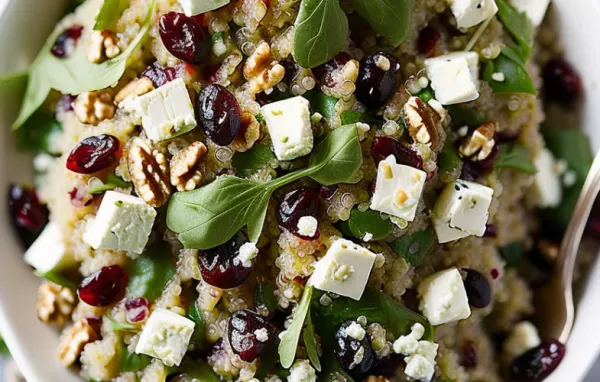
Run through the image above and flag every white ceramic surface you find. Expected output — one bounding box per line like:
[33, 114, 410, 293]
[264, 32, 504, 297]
[0, 1, 599, 381]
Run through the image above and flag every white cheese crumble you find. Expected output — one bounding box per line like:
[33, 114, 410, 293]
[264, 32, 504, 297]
[254, 328, 270, 343]
[534, 148, 563, 208]
[297, 216, 318, 237]
[363, 232, 374, 242]
[287, 359, 317, 382]
[491, 72, 505, 82]
[393, 323, 438, 382]
[233, 242, 259, 268]
[345, 321, 367, 341]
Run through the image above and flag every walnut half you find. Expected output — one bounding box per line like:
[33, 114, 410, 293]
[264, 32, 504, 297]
[37, 282, 76, 327]
[230, 112, 260, 152]
[127, 137, 172, 207]
[58, 318, 100, 367]
[401, 96, 447, 152]
[243, 41, 285, 94]
[459, 122, 496, 161]
[170, 141, 208, 192]
[74, 91, 116, 126]
[87, 30, 121, 64]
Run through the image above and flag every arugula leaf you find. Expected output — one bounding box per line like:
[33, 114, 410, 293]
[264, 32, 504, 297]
[279, 285, 313, 368]
[293, 0, 349, 68]
[94, 0, 130, 30]
[494, 143, 537, 174]
[498, 242, 526, 268]
[232, 144, 276, 177]
[88, 174, 131, 194]
[542, 127, 593, 183]
[304, 90, 338, 121]
[390, 227, 436, 267]
[167, 125, 362, 249]
[255, 284, 279, 315]
[484, 47, 536, 95]
[125, 243, 176, 301]
[13, 0, 155, 130]
[496, 0, 533, 59]
[118, 343, 151, 372]
[34, 270, 77, 291]
[188, 301, 207, 350]
[303, 310, 322, 371]
[15, 110, 63, 154]
[338, 209, 394, 241]
[351, 0, 412, 46]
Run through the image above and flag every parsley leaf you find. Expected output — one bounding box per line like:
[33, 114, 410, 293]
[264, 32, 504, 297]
[94, 0, 130, 30]
[351, 0, 412, 46]
[279, 285, 313, 368]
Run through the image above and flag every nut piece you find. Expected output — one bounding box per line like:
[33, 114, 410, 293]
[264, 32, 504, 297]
[57, 318, 100, 367]
[230, 112, 260, 152]
[243, 42, 285, 94]
[127, 137, 172, 207]
[74, 91, 116, 125]
[170, 141, 207, 192]
[459, 122, 496, 161]
[114, 77, 155, 105]
[87, 30, 121, 64]
[401, 96, 447, 152]
[37, 282, 76, 327]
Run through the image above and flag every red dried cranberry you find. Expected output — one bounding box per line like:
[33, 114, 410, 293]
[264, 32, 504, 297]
[460, 143, 499, 181]
[490, 268, 500, 280]
[460, 341, 478, 368]
[356, 52, 400, 110]
[78, 265, 128, 307]
[277, 188, 320, 240]
[125, 297, 150, 323]
[197, 84, 242, 146]
[313, 52, 352, 87]
[334, 321, 375, 377]
[66, 135, 121, 174]
[543, 58, 582, 104]
[8, 184, 49, 246]
[418, 26, 441, 57]
[509, 340, 565, 382]
[370, 136, 423, 170]
[68, 187, 93, 208]
[198, 232, 253, 289]
[462, 268, 492, 308]
[159, 12, 211, 65]
[228, 309, 276, 362]
[51, 25, 84, 58]
[142, 61, 180, 87]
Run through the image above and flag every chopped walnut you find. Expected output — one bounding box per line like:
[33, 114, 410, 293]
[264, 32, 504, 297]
[459, 122, 496, 161]
[401, 96, 447, 152]
[170, 141, 207, 192]
[87, 30, 121, 64]
[243, 42, 285, 94]
[74, 91, 116, 125]
[127, 137, 172, 207]
[37, 282, 76, 327]
[58, 319, 100, 367]
[114, 77, 155, 105]
[230, 112, 260, 152]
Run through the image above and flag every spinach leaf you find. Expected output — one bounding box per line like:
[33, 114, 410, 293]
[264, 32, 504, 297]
[494, 143, 537, 174]
[232, 144, 276, 177]
[542, 127, 593, 183]
[126, 243, 176, 301]
[304, 90, 338, 121]
[188, 301, 207, 350]
[279, 285, 313, 368]
[498, 242, 526, 268]
[340, 110, 375, 125]
[293, 0, 349, 68]
[438, 141, 462, 175]
[338, 209, 394, 241]
[118, 343, 151, 372]
[94, 0, 130, 30]
[34, 270, 77, 291]
[255, 284, 279, 315]
[496, 0, 534, 59]
[447, 105, 486, 128]
[484, 47, 536, 95]
[351, 0, 412, 46]
[303, 310, 321, 371]
[15, 110, 63, 154]
[538, 184, 581, 234]
[167, 125, 362, 249]
[88, 174, 131, 195]
[390, 227, 436, 267]
[13, 0, 155, 130]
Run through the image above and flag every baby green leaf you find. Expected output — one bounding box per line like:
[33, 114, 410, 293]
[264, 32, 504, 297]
[338, 209, 394, 241]
[88, 174, 131, 194]
[438, 142, 462, 175]
[303, 310, 322, 371]
[293, 0, 348, 68]
[232, 144, 276, 177]
[494, 143, 537, 174]
[255, 284, 279, 314]
[304, 90, 338, 121]
[542, 127, 593, 183]
[170, 359, 220, 381]
[118, 343, 151, 372]
[351, 0, 412, 46]
[391, 227, 436, 267]
[188, 301, 207, 350]
[496, 0, 533, 59]
[484, 47, 536, 95]
[308, 125, 362, 186]
[34, 270, 77, 291]
[340, 110, 375, 125]
[279, 286, 313, 368]
[15, 110, 63, 154]
[110, 320, 138, 332]
[94, 0, 130, 30]
[0, 337, 10, 357]
[126, 243, 176, 301]
[498, 241, 526, 268]
[447, 105, 487, 128]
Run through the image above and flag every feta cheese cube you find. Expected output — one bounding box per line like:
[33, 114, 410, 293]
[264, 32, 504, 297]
[83, 191, 157, 254]
[534, 148, 562, 208]
[297, 216, 318, 237]
[425, 52, 480, 105]
[178, 0, 230, 16]
[405, 354, 436, 381]
[24, 223, 75, 273]
[371, 155, 427, 222]
[418, 268, 471, 326]
[261, 97, 314, 161]
[309, 239, 377, 300]
[432, 179, 494, 243]
[135, 308, 195, 367]
[451, 0, 498, 29]
[122, 78, 196, 142]
[287, 359, 317, 382]
[503, 321, 541, 361]
[511, 0, 550, 27]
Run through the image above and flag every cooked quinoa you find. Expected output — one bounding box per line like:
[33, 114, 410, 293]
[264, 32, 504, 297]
[4, 0, 594, 381]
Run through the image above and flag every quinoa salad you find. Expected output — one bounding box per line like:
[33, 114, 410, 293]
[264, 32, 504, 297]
[2, 0, 595, 381]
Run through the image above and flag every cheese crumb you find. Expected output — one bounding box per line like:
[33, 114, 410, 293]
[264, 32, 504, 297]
[233, 242, 259, 268]
[393, 323, 438, 382]
[345, 321, 366, 341]
[363, 232, 374, 242]
[491, 72, 505, 82]
[254, 328, 270, 343]
[297, 216, 318, 237]
[287, 359, 317, 382]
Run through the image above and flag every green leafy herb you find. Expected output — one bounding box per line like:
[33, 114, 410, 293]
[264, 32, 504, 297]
[212, 31, 225, 43]
[351, 0, 412, 46]
[498, 242, 526, 268]
[338, 209, 394, 241]
[34, 270, 77, 291]
[255, 284, 279, 314]
[438, 142, 462, 175]
[340, 110, 375, 125]
[94, 0, 130, 30]
[293, 0, 349, 68]
[279, 286, 313, 368]
[167, 125, 362, 249]
[125, 243, 176, 301]
[169, 359, 220, 381]
[88, 174, 131, 195]
[0, 337, 10, 357]
[496, 0, 534, 59]
[118, 343, 151, 372]
[304, 90, 338, 121]
[255, 340, 286, 379]
[494, 143, 537, 174]
[538, 185, 581, 234]
[110, 320, 138, 332]
[13, 0, 155, 130]
[188, 301, 207, 350]
[15, 110, 63, 154]
[542, 127, 593, 183]
[447, 105, 486, 128]
[303, 310, 322, 371]
[418, 88, 435, 103]
[187, 0, 230, 15]
[390, 227, 436, 267]
[232, 144, 276, 177]
[484, 47, 536, 95]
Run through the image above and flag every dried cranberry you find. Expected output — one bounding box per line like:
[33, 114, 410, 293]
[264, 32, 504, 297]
[198, 232, 253, 289]
[277, 188, 320, 240]
[462, 269, 492, 308]
[484, 224, 498, 237]
[418, 26, 441, 57]
[460, 143, 499, 181]
[460, 341, 478, 368]
[370, 136, 423, 170]
[509, 340, 566, 382]
[197, 84, 242, 146]
[51, 25, 84, 58]
[78, 265, 128, 307]
[8, 184, 49, 246]
[228, 309, 276, 362]
[490, 268, 500, 280]
[125, 297, 150, 323]
[66, 135, 121, 174]
[142, 61, 180, 87]
[313, 52, 352, 87]
[543, 58, 582, 103]
[334, 321, 375, 377]
[280, 57, 303, 86]
[159, 12, 211, 65]
[356, 52, 400, 110]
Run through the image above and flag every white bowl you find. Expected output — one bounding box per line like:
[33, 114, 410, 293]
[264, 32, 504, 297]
[0, 1, 599, 381]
